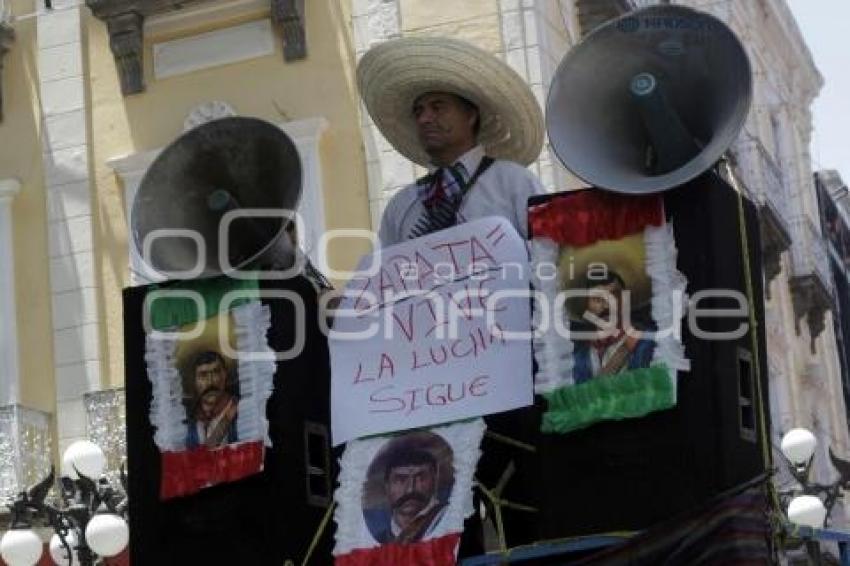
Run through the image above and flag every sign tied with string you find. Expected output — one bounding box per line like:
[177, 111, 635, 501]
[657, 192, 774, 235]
[330, 217, 534, 446]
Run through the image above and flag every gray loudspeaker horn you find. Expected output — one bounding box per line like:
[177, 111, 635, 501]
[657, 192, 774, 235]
[132, 117, 302, 277]
[547, 5, 752, 194]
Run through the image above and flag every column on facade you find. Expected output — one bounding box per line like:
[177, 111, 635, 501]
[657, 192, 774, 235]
[0, 178, 21, 405]
[0, 179, 53, 499]
[37, 1, 102, 456]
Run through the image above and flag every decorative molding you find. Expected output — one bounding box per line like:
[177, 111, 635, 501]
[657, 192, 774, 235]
[278, 116, 328, 263]
[106, 11, 144, 95]
[86, 0, 212, 95]
[88, 0, 307, 96]
[146, 0, 267, 36]
[153, 19, 275, 81]
[183, 100, 237, 131]
[106, 147, 163, 285]
[790, 274, 832, 354]
[271, 0, 306, 61]
[760, 203, 792, 297]
[0, 22, 14, 122]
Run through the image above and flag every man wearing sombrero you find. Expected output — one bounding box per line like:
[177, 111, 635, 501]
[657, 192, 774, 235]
[573, 271, 656, 383]
[560, 233, 657, 383]
[357, 37, 546, 245]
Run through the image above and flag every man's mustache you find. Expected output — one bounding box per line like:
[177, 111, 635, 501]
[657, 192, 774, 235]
[197, 385, 225, 404]
[392, 492, 428, 511]
[420, 124, 450, 134]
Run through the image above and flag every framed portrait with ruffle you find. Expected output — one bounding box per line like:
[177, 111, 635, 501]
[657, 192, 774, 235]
[528, 189, 690, 434]
[142, 276, 276, 499]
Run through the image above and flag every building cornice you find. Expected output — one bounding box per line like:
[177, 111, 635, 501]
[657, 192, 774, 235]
[765, 0, 823, 100]
[86, 0, 306, 96]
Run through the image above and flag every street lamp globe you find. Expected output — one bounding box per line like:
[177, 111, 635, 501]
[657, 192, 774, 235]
[62, 440, 106, 480]
[49, 530, 79, 565]
[0, 529, 44, 566]
[788, 495, 827, 529]
[781, 428, 817, 465]
[85, 514, 129, 557]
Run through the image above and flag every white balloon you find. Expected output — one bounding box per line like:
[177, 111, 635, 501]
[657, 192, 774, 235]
[49, 531, 79, 566]
[781, 428, 818, 466]
[788, 495, 827, 529]
[0, 529, 43, 566]
[85, 514, 129, 558]
[62, 440, 106, 480]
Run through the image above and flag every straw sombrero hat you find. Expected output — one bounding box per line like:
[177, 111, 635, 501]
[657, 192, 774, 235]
[357, 37, 544, 166]
[559, 233, 652, 321]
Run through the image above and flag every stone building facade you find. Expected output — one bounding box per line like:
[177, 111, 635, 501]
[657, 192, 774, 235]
[0, 0, 847, 551]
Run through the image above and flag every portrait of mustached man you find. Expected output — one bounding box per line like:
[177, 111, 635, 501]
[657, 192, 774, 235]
[184, 350, 239, 449]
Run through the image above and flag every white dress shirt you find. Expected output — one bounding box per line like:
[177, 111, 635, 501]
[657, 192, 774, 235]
[378, 145, 545, 247]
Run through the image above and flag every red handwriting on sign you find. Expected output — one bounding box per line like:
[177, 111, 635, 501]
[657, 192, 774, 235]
[387, 273, 505, 344]
[352, 352, 395, 384]
[353, 226, 505, 313]
[351, 323, 505, 385]
[410, 324, 505, 371]
[368, 375, 491, 415]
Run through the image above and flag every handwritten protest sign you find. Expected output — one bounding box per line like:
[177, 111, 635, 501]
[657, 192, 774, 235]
[330, 217, 533, 445]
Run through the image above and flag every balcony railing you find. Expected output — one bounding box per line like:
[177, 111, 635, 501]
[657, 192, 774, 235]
[791, 216, 834, 296]
[754, 141, 793, 233]
[0, 405, 52, 503]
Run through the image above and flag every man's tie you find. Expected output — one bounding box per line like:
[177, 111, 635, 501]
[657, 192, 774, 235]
[406, 157, 493, 240]
[409, 165, 466, 238]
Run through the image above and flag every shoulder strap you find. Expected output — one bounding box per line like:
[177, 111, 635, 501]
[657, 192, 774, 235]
[459, 156, 495, 198]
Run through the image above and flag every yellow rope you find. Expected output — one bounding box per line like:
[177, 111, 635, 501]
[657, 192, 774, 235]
[300, 501, 337, 566]
[484, 430, 537, 453]
[477, 480, 510, 555]
[724, 161, 785, 520]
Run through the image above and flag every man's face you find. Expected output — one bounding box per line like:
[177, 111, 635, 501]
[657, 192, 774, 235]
[194, 358, 227, 406]
[412, 92, 477, 156]
[386, 463, 437, 526]
[585, 281, 623, 326]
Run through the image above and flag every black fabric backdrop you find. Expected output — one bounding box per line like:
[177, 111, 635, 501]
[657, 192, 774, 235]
[477, 173, 772, 549]
[124, 275, 338, 565]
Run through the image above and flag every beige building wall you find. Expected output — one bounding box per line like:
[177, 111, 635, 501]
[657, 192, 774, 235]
[0, 0, 55, 414]
[0, 0, 369, 492]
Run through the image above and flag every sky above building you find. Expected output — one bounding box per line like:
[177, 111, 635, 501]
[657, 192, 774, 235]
[787, 0, 850, 185]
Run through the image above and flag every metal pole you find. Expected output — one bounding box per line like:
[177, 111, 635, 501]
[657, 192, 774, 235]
[840, 541, 850, 566]
[807, 539, 823, 566]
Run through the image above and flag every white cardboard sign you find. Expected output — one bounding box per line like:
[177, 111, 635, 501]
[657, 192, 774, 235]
[330, 217, 533, 445]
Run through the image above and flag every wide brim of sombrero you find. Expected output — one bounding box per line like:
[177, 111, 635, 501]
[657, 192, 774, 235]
[357, 37, 545, 166]
[559, 233, 652, 320]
